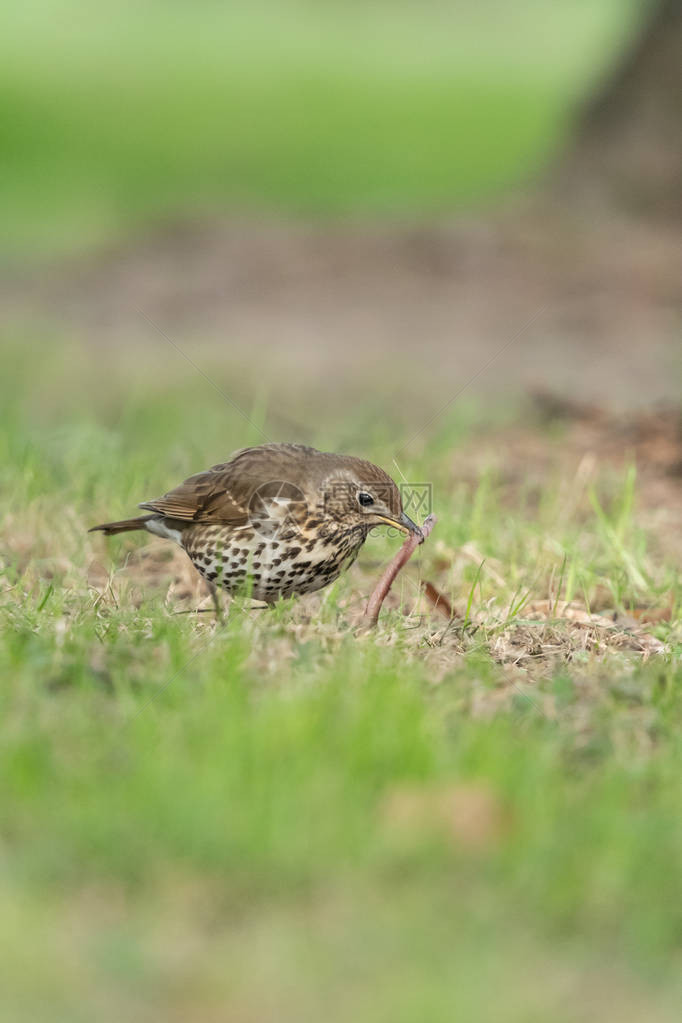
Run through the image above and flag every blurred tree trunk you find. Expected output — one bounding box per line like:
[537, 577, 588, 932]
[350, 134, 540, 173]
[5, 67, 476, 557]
[558, 0, 681, 217]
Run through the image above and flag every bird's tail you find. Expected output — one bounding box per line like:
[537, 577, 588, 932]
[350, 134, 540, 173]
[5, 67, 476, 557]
[88, 514, 155, 536]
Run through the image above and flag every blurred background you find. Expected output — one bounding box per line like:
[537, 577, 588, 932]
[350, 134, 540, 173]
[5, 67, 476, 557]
[2, 4, 682, 1021]
[2, 0, 680, 421]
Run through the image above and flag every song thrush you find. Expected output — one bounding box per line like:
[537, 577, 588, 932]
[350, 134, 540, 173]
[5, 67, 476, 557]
[90, 443, 422, 606]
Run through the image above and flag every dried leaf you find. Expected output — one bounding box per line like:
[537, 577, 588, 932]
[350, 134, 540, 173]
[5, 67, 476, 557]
[422, 580, 455, 619]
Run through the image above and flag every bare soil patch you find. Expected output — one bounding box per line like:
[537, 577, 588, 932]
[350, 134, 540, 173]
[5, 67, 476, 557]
[4, 204, 681, 411]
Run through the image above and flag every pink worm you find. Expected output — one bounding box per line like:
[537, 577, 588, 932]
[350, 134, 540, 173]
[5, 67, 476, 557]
[363, 513, 437, 625]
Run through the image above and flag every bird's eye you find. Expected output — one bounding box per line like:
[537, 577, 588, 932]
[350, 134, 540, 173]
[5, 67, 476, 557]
[357, 491, 374, 507]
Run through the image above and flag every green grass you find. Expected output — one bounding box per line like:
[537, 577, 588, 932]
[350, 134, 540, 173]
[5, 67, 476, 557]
[2, 338, 682, 1020]
[0, 0, 641, 258]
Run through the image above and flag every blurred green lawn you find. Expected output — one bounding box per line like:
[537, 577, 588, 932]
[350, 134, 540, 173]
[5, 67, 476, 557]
[1, 0, 639, 258]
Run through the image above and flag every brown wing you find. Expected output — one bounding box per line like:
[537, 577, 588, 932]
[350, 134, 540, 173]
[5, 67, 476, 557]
[139, 444, 319, 524]
[139, 466, 249, 524]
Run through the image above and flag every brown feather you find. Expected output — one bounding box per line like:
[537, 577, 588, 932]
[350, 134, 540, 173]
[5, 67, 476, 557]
[138, 444, 338, 525]
[89, 514, 155, 536]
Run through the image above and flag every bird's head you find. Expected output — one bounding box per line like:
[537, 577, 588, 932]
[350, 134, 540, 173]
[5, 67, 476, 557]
[317, 457, 423, 541]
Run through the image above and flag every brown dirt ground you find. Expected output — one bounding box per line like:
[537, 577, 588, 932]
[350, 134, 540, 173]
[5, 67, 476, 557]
[3, 202, 681, 413]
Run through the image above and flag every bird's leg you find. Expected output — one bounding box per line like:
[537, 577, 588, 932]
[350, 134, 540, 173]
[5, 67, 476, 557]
[207, 580, 224, 623]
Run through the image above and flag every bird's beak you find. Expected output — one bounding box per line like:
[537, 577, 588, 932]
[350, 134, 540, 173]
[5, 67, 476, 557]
[400, 511, 424, 543]
[374, 511, 424, 543]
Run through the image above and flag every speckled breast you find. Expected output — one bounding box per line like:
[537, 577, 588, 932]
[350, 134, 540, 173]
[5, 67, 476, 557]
[182, 520, 367, 603]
